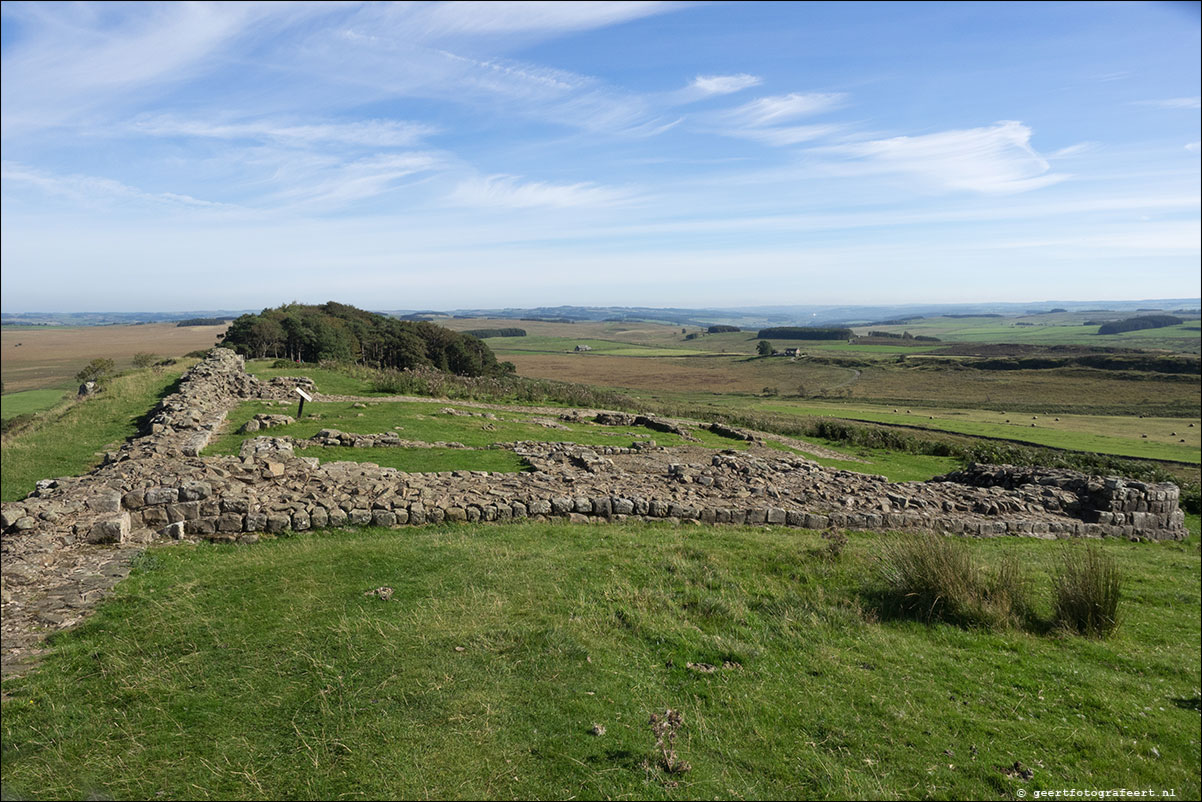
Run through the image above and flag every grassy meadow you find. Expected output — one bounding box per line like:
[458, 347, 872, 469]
[2, 520, 1198, 800]
[1, 388, 68, 421]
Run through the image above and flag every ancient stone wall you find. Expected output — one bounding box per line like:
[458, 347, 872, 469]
[1, 350, 1188, 559]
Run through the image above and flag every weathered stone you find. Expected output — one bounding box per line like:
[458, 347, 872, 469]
[265, 513, 290, 533]
[88, 514, 130, 544]
[145, 487, 180, 506]
[217, 513, 244, 533]
[179, 482, 212, 501]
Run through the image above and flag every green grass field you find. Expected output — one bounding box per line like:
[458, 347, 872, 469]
[207, 399, 751, 456]
[1, 365, 192, 502]
[0, 389, 68, 421]
[485, 335, 703, 357]
[743, 400, 1201, 464]
[855, 317, 1202, 351]
[3, 520, 1198, 800]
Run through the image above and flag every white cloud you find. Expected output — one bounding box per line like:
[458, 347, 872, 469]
[725, 92, 846, 127]
[1186, 142, 1201, 153]
[818, 121, 1064, 194]
[446, 174, 635, 209]
[690, 74, 762, 96]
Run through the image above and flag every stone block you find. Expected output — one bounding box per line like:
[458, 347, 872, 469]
[145, 486, 180, 506]
[88, 513, 130, 544]
[266, 513, 291, 533]
[217, 513, 244, 533]
[185, 518, 216, 536]
[179, 481, 212, 501]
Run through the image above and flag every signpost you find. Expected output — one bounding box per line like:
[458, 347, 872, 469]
[294, 386, 312, 418]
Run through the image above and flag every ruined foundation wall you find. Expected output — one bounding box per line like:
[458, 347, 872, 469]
[1, 350, 1188, 556]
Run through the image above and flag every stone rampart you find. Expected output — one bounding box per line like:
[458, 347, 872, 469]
[2, 350, 1188, 558]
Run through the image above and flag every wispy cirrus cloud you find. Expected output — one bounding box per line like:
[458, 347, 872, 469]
[690, 74, 762, 96]
[257, 152, 445, 212]
[131, 116, 438, 148]
[1134, 97, 1201, 110]
[710, 91, 847, 147]
[1, 2, 306, 134]
[724, 92, 847, 127]
[815, 121, 1064, 194]
[726, 124, 843, 147]
[446, 174, 636, 209]
[397, 1, 673, 39]
[1, 161, 227, 208]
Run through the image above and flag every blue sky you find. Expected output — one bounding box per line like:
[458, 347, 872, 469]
[1, 1, 1199, 312]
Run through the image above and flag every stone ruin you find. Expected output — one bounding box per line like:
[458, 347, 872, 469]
[0, 348, 1187, 672]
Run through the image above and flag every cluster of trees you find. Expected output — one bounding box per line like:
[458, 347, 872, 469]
[867, 330, 941, 342]
[176, 318, 228, 327]
[462, 328, 526, 338]
[756, 326, 853, 340]
[220, 302, 506, 376]
[706, 324, 741, 333]
[1096, 315, 1183, 335]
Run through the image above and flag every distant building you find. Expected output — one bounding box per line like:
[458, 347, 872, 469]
[783, 347, 800, 356]
[574, 344, 592, 352]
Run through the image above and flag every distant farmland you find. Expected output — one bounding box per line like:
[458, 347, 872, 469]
[1, 322, 227, 393]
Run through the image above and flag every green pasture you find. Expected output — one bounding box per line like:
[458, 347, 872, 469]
[0, 389, 68, 421]
[3, 519, 1198, 800]
[207, 399, 768, 458]
[857, 317, 1201, 351]
[484, 336, 703, 357]
[759, 402, 1199, 463]
[664, 395, 1201, 464]
[243, 360, 384, 396]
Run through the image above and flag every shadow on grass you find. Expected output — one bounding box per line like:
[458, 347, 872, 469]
[1171, 695, 1201, 712]
[129, 374, 185, 439]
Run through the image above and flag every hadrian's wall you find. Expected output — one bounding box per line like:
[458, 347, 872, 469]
[1, 350, 1187, 560]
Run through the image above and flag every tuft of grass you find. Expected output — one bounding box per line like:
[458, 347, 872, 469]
[874, 533, 1032, 630]
[1052, 543, 1123, 638]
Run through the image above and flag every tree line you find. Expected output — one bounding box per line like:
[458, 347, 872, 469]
[462, 328, 527, 338]
[220, 302, 507, 376]
[756, 326, 853, 340]
[1095, 315, 1183, 335]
